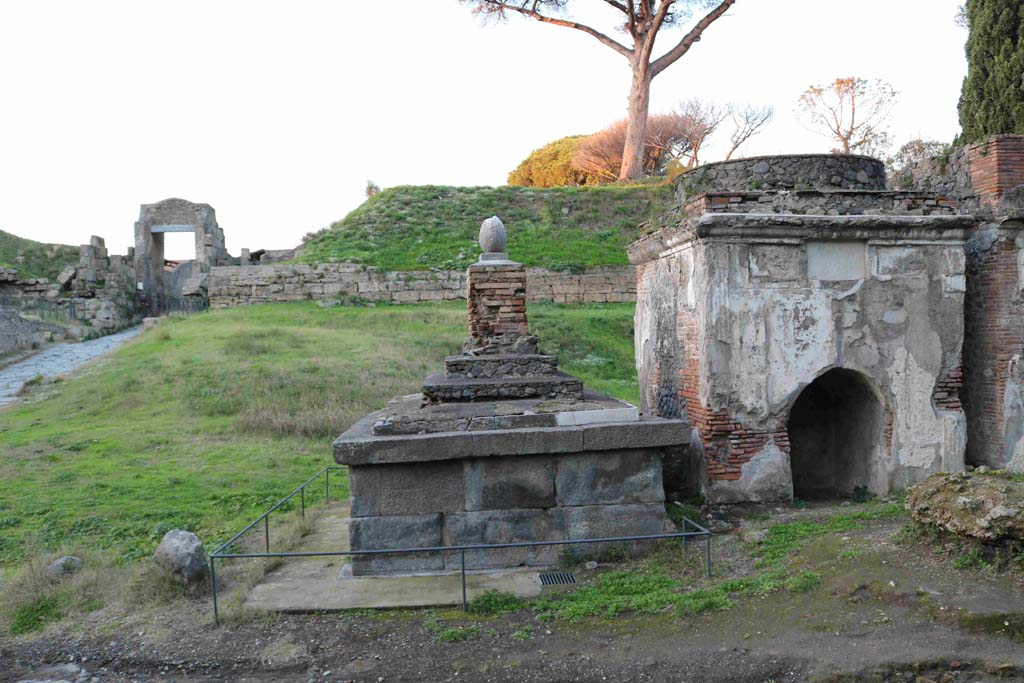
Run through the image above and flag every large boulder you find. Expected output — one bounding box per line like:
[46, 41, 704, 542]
[905, 469, 1024, 541]
[153, 530, 208, 583]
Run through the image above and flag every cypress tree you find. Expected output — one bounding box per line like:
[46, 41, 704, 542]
[958, 0, 1024, 142]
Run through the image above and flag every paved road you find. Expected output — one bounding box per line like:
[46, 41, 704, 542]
[0, 326, 143, 408]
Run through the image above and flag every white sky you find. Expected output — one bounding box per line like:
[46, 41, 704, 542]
[0, 0, 968, 260]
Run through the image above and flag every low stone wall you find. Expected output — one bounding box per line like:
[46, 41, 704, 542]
[0, 309, 68, 357]
[677, 154, 887, 198]
[208, 264, 636, 307]
[684, 190, 958, 217]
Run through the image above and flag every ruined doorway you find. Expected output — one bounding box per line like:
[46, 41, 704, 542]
[134, 199, 227, 313]
[787, 368, 886, 499]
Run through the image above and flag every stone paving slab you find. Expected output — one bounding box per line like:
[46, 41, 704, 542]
[244, 503, 544, 611]
[0, 326, 143, 408]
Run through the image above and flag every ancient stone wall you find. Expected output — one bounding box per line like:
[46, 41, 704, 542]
[677, 154, 886, 199]
[684, 190, 958, 217]
[207, 264, 636, 307]
[0, 309, 68, 356]
[911, 135, 1024, 213]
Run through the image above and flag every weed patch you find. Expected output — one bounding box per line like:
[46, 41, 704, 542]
[468, 591, 527, 615]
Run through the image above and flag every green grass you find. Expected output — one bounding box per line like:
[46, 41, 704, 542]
[528, 504, 903, 623]
[0, 301, 639, 567]
[297, 184, 672, 272]
[753, 504, 904, 569]
[0, 229, 79, 281]
[9, 596, 61, 635]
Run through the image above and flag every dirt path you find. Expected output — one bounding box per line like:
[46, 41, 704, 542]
[4, 504, 1024, 682]
[0, 326, 142, 408]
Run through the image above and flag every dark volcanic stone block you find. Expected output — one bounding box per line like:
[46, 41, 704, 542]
[563, 503, 672, 541]
[581, 419, 688, 451]
[349, 513, 443, 575]
[464, 456, 555, 511]
[443, 509, 565, 569]
[422, 373, 583, 403]
[471, 426, 584, 457]
[444, 354, 559, 379]
[555, 449, 665, 507]
[349, 461, 464, 518]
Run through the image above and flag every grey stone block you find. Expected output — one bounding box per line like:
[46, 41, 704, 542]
[563, 503, 672, 541]
[581, 419, 688, 452]
[443, 509, 565, 569]
[465, 456, 555, 511]
[333, 412, 476, 465]
[349, 461, 464, 518]
[471, 426, 583, 457]
[555, 449, 665, 506]
[349, 513, 443, 575]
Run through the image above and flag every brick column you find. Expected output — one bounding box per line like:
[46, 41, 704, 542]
[465, 262, 528, 344]
[967, 135, 1024, 210]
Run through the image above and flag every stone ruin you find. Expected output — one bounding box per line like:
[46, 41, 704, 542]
[134, 198, 232, 312]
[1, 235, 143, 335]
[334, 217, 685, 575]
[631, 147, 1024, 503]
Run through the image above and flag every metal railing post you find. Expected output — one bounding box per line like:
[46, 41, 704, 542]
[301, 488, 305, 518]
[264, 515, 270, 552]
[210, 557, 219, 625]
[705, 535, 712, 579]
[461, 550, 467, 611]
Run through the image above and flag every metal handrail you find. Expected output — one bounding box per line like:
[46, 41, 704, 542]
[208, 466, 712, 625]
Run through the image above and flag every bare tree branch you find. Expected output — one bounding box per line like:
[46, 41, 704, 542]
[650, 0, 734, 77]
[797, 77, 897, 157]
[469, 0, 633, 57]
[723, 104, 773, 160]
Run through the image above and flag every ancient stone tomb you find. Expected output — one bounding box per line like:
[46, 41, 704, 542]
[631, 155, 972, 503]
[335, 217, 685, 575]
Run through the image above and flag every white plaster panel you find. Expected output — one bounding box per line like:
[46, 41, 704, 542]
[727, 295, 769, 415]
[889, 345, 948, 469]
[683, 249, 696, 308]
[873, 246, 927, 277]
[943, 275, 966, 294]
[766, 292, 836, 408]
[748, 244, 805, 282]
[807, 241, 866, 280]
[943, 247, 966, 275]
[1017, 232, 1024, 294]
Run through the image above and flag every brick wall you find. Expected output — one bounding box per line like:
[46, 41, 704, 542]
[911, 134, 1024, 212]
[962, 231, 1023, 467]
[965, 136, 1024, 208]
[207, 263, 636, 307]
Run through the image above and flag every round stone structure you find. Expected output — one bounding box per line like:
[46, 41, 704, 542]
[677, 154, 887, 196]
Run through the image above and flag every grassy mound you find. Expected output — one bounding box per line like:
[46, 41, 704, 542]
[0, 301, 638, 567]
[298, 184, 672, 272]
[0, 229, 79, 280]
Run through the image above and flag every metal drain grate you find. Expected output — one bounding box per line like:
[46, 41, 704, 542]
[539, 571, 577, 586]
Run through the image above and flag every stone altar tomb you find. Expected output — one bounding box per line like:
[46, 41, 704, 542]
[335, 217, 686, 575]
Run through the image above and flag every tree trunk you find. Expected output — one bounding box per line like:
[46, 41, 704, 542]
[619, 65, 651, 181]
